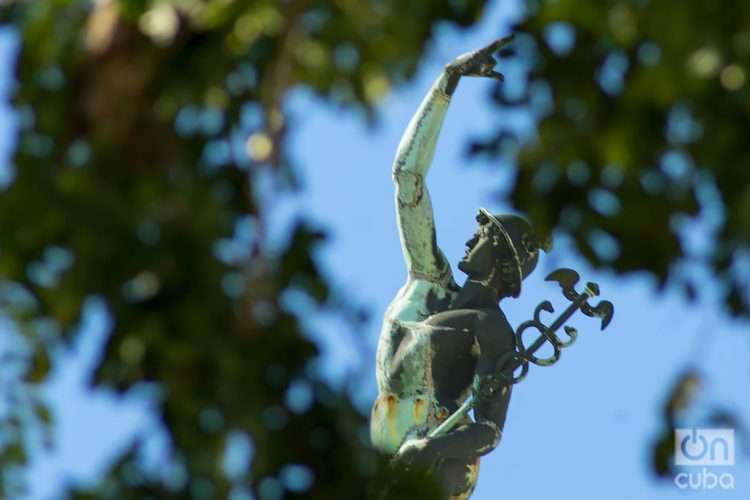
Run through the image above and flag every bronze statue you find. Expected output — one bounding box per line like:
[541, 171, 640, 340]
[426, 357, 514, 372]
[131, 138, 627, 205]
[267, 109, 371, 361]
[369, 36, 615, 498]
[369, 37, 545, 499]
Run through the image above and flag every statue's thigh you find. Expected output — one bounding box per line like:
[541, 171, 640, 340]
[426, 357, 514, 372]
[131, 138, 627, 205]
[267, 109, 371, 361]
[426, 310, 478, 353]
[432, 329, 479, 386]
[428, 315, 477, 353]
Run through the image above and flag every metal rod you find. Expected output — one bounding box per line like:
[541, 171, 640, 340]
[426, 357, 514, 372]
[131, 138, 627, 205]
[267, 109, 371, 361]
[428, 398, 473, 437]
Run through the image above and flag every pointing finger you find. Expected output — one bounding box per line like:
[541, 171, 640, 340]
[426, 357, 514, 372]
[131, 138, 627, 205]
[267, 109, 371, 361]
[486, 34, 515, 54]
[487, 70, 505, 81]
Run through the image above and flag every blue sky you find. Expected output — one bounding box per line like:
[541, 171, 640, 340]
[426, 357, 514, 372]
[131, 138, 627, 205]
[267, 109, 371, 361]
[1, 1, 749, 499]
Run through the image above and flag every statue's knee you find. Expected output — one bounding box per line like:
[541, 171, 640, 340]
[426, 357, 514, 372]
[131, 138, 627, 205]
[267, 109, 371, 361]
[477, 423, 502, 455]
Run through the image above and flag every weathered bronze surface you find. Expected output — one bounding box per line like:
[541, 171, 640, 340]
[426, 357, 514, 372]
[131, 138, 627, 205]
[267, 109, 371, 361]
[370, 38, 614, 499]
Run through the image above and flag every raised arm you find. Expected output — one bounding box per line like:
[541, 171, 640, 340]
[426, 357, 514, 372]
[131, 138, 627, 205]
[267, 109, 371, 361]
[392, 37, 512, 285]
[391, 70, 455, 285]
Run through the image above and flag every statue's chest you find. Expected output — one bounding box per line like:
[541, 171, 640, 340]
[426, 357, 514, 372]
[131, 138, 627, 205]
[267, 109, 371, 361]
[381, 319, 477, 397]
[381, 321, 438, 395]
[371, 320, 478, 454]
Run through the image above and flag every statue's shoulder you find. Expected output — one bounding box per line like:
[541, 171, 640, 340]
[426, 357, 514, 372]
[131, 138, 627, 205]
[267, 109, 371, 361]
[424, 306, 513, 341]
[468, 307, 512, 335]
[477, 306, 510, 325]
[423, 307, 480, 327]
[429, 303, 507, 320]
[385, 278, 457, 324]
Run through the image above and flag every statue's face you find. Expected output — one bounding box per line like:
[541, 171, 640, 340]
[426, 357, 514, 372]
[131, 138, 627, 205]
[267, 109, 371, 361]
[458, 221, 496, 278]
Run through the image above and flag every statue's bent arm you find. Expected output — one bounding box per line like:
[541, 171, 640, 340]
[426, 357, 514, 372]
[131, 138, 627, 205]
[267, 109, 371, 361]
[392, 70, 457, 286]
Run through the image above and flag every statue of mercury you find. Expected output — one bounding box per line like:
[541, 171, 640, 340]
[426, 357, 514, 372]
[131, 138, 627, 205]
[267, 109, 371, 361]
[370, 37, 548, 499]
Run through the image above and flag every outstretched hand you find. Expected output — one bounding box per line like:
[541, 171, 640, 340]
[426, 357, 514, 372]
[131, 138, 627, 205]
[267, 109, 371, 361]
[445, 35, 513, 81]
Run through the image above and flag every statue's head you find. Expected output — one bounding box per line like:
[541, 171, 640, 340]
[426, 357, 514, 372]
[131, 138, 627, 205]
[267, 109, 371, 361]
[458, 208, 550, 298]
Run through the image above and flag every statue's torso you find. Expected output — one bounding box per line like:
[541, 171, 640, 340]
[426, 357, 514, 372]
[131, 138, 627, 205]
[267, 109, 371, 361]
[372, 279, 479, 454]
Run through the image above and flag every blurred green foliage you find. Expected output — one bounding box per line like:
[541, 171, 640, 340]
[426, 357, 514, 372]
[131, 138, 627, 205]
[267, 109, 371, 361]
[0, 0, 486, 498]
[476, 0, 750, 317]
[1, 0, 749, 497]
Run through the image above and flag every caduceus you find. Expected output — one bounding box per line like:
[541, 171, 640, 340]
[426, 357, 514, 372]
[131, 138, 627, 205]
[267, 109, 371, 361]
[429, 268, 614, 439]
